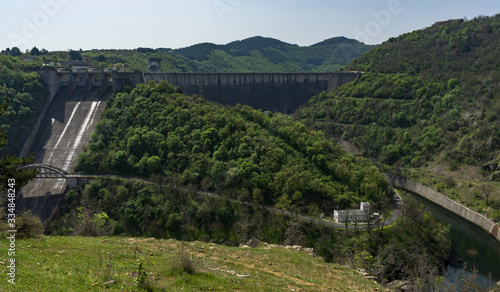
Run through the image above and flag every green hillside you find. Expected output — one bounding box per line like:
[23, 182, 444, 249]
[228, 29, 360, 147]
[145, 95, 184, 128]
[172, 36, 374, 72]
[75, 81, 390, 214]
[57, 81, 450, 287]
[298, 14, 500, 221]
[45, 36, 374, 73]
[0, 55, 45, 155]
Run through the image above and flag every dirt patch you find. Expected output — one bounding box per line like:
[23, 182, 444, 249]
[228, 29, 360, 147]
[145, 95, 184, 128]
[466, 249, 479, 257]
[240, 262, 315, 287]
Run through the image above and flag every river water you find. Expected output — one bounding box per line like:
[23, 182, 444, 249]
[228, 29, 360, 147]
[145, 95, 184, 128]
[408, 192, 500, 288]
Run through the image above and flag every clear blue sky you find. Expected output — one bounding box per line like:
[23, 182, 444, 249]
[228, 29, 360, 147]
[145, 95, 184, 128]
[2, 0, 500, 51]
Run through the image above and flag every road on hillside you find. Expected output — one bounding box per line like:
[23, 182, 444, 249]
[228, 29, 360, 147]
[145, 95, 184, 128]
[43, 171, 404, 230]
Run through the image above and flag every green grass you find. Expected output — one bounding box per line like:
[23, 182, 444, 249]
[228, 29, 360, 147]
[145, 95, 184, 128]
[0, 236, 383, 291]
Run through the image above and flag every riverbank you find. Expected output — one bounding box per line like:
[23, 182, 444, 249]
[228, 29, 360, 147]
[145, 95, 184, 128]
[386, 173, 500, 242]
[406, 190, 500, 288]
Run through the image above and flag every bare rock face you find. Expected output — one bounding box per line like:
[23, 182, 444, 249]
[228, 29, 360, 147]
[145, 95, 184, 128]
[239, 238, 315, 257]
[246, 238, 264, 248]
[388, 280, 413, 291]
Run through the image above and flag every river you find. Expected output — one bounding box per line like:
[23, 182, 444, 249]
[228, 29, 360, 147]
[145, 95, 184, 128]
[408, 192, 500, 288]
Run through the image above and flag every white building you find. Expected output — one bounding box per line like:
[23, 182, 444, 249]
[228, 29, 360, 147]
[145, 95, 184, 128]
[333, 202, 370, 223]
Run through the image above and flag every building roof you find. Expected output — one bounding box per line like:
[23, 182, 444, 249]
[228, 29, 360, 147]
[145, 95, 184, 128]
[334, 209, 367, 215]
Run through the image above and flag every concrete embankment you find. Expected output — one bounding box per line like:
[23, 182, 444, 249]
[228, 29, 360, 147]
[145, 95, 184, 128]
[20, 70, 62, 157]
[386, 174, 500, 242]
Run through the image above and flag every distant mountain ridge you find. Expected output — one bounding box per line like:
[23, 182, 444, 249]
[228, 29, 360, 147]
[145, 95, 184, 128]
[78, 36, 374, 72]
[171, 35, 375, 72]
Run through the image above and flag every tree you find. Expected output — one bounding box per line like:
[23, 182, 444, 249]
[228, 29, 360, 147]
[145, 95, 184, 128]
[10, 47, 21, 56]
[0, 103, 39, 234]
[97, 55, 106, 62]
[127, 135, 143, 156]
[457, 264, 496, 292]
[146, 156, 161, 174]
[480, 184, 494, 205]
[16, 210, 43, 238]
[276, 193, 292, 213]
[110, 150, 128, 171]
[0, 102, 38, 191]
[30, 46, 40, 56]
[69, 50, 82, 61]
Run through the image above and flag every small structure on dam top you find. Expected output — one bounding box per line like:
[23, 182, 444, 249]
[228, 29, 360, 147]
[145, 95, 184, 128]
[148, 58, 161, 72]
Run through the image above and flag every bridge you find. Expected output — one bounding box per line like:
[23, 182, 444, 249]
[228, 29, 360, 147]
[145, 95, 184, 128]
[18, 163, 155, 189]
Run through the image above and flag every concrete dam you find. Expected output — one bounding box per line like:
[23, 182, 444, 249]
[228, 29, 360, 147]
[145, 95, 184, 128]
[41, 70, 361, 113]
[18, 70, 360, 223]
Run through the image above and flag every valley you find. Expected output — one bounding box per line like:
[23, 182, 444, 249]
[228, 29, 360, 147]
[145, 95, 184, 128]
[2, 14, 500, 292]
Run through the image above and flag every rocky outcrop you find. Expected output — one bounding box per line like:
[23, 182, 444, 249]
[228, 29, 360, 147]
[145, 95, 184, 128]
[239, 238, 315, 257]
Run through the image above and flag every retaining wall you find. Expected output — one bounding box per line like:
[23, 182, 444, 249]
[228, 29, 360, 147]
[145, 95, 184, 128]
[20, 70, 61, 157]
[386, 174, 500, 242]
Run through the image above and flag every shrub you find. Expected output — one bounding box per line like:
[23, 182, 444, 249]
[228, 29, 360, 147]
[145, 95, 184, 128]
[436, 183, 446, 193]
[75, 208, 112, 236]
[173, 246, 198, 275]
[16, 210, 43, 238]
[134, 258, 148, 288]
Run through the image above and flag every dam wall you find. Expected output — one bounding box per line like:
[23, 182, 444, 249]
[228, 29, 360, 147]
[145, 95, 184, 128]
[40, 70, 361, 114]
[145, 72, 360, 113]
[140, 72, 360, 113]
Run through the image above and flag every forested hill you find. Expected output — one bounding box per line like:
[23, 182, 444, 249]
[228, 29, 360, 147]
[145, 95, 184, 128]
[65, 81, 451, 285]
[75, 80, 390, 215]
[171, 36, 374, 72]
[347, 17, 500, 78]
[78, 36, 374, 72]
[298, 14, 500, 221]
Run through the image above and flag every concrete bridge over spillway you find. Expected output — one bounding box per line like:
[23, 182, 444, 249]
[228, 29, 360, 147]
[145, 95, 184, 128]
[17, 69, 361, 225]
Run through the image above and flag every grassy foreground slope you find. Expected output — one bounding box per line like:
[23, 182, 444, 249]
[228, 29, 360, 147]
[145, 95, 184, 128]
[298, 14, 500, 220]
[0, 236, 382, 291]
